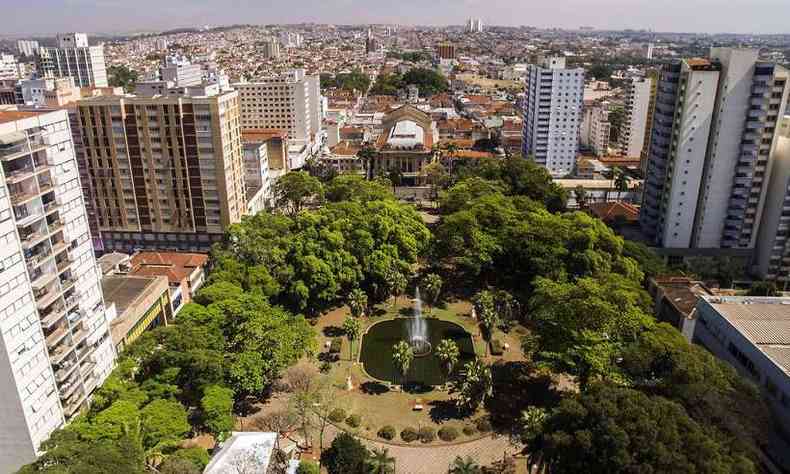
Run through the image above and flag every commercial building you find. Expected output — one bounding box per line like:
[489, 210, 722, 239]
[36, 33, 108, 88]
[580, 101, 610, 157]
[17, 40, 40, 58]
[620, 75, 654, 158]
[640, 49, 790, 250]
[693, 295, 790, 469]
[73, 87, 246, 252]
[521, 56, 584, 176]
[0, 108, 116, 472]
[233, 70, 322, 169]
[101, 273, 171, 352]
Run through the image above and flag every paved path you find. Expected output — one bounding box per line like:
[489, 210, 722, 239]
[324, 424, 521, 474]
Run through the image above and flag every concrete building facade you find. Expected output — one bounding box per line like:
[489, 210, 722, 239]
[74, 89, 246, 252]
[620, 75, 654, 158]
[0, 108, 116, 472]
[580, 101, 610, 157]
[522, 56, 584, 177]
[36, 34, 108, 88]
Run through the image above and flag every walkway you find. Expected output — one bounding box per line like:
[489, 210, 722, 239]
[324, 424, 521, 474]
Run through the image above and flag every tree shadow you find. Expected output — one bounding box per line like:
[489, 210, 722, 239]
[401, 382, 433, 394]
[318, 352, 339, 363]
[486, 361, 563, 434]
[323, 325, 344, 337]
[428, 399, 469, 424]
[398, 307, 413, 317]
[360, 381, 390, 395]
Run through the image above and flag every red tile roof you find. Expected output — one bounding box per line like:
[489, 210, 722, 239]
[129, 251, 208, 285]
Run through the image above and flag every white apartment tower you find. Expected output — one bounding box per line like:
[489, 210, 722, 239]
[581, 101, 611, 157]
[640, 49, 790, 250]
[619, 76, 654, 158]
[17, 40, 40, 58]
[0, 108, 116, 472]
[233, 69, 322, 150]
[36, 33, 108, 88]
[522, 56, 584, 176]
[0, 54, 21, 81]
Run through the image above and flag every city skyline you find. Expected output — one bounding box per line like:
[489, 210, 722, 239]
[3, 0, 790, 36]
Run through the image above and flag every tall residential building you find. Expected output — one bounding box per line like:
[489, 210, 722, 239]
[261, 38, 281, 59]
[639, 69, 660, 173]
[580, 101, 611, 157]
[17, 40, 40, 58]
[619, 75, 654, 158]
[36, 33, 108, 88]
[0, 54, 21, 80]
[755, 116, 790, 284]
[640, 49, 790, 249]
[365, 29, 379, 55]
[233, 69, 322, 168]
[521, 56, 584, 176]
[160, 54, 203, 87]
[436, 42, 457, 60]
[279, 32, 303, 48]
[467, 18, 483, 33]
[0, 108, 116, 472]
[73, 88, 246, 252]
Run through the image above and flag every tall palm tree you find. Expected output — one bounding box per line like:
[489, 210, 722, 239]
[435, 339, 460, 377]
[357, 144, 377, 180]
[347, 288, 368, 318]
[449, 456, 481, 474]
[392, 341, 414, 386]
[444, 142, 459, 173]
[613, 167, 629, 202]
[366, 447, 396, 474]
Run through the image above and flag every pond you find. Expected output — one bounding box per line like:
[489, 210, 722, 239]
[359, 318, 476, 386]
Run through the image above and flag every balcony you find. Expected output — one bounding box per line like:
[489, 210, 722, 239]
[60, 276, 77, 292]
[45, 325, 69, 350]
[64, 393, 88, 417]
[56, 258, 70, 273]
[30, 269, 58, 291]
[20, 230, 48, 250]
[59, 378, 81, 401]
[0, 137, 47, 161]
[43, 201, 59, 214]
[9, 188, 39, 206]
[49, 337, 74, 364]
[54, 359, 80, 383]
[40, 305, 67, 328]
[48, 218, 65, 235]
[35, 286, 61, 310]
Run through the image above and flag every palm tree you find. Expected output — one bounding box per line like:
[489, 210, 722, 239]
[392, 341, 414, 386]
[613, 167, 629, 202]
[386, 270, 408, 308]
[343, 317, 361, 361]
[357, 144, 377, 180]
[435, 339, 460, 377]
[421, 273, 442, 315]
[449, 456, 481, 474]
[444, 142, 459, 173]
[573, 185, 588, 210]
[347, 288, 368, 318]
[366, 447, 396, 474]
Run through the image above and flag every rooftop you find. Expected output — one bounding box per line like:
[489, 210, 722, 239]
[0, 110, 41, 124]
[703, 296, 790, 375]
[102, 274, 168, 345]
[130, 251, 208, 285]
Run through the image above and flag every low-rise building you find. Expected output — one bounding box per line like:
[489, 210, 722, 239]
[128, 251, 208, 314]
[101, 274, 172, 352]
[370, 105, 437, 185]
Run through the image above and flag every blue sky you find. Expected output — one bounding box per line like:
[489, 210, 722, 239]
[3, 0, 789, 35]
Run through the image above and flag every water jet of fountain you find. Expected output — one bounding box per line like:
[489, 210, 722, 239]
[408, 287, 431, 356]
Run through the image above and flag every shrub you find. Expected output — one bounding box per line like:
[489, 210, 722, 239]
[329, 338, 342, 354]
[462, 424, 477, 436]
[438, 426, 459, 442]
[346, 414, 361, 428]
[418, 426, 436, 443]
[400, 426, 419, 442]
[328, 408, 347, 423]
[475, 417, 492, 433]
[296, 460, 320, 474]
[319, 361, 332, 373]
[170, 447, 210, 470]
[377, 425, 396, 440]
[490, 338, 505, 356]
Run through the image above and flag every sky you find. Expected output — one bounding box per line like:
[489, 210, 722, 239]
[2, 0, 790, 36]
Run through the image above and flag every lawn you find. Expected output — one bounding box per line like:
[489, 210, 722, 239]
[309, 296, 526, 444]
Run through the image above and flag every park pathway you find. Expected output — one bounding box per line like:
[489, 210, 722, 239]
[323, 424, 521, 474]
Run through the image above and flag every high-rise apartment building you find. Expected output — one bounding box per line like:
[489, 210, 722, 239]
[640, 49, 790, 250]
[436, 42, 457, 60]
[639, 69, 660, 173]
[0, 54, 21, 80]
[467, 18, 483, 33]
[233, 69, 322, 169]
[365, 29, 379, 55]
[0, 108, 116, 472]
[261, 38, 281, 59]
[36, 33, 108, 88]
[521, 56, 584, 176]
[73, 88, 246, 252]
[620, 75, 654, 158]
[755, 116, 790, 284]
[17, 40, 40, 58]
[160, 54, 203, 87]
[581, 101, 611, 157]
[279, 32, 303, 48]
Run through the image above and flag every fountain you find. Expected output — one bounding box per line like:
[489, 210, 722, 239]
[408, 287, 432, 357]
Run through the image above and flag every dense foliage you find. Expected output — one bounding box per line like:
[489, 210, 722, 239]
[210, 174, 430, 316]
[107, 65, 138, 92]
[369, 68, 449, 97]
[320, 69, 371, 92]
